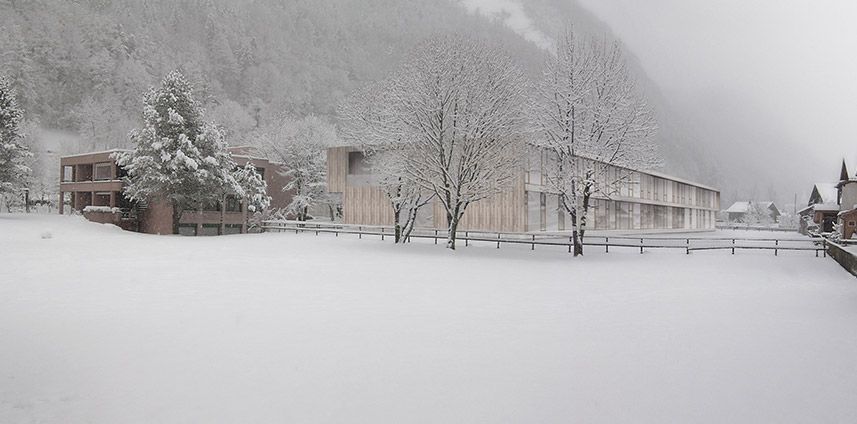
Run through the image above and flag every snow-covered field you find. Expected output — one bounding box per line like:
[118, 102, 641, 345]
[1, 214, 856, 423]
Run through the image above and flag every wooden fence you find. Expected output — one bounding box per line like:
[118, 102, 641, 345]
[262, 220, 827, 257]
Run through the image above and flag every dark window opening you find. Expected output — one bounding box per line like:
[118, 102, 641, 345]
[225, 196, 242, 212]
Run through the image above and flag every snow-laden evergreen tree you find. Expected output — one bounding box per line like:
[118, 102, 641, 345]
[117, 70, 242, 234]
[234, 160, 270, 213]
[256, 116, 336, 221]
[0, 75, 32, 210]
[531, 28, 660, 256]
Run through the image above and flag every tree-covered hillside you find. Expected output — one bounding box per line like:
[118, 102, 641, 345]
[1, 0, 547, 148]
[0, 0, 717, 193]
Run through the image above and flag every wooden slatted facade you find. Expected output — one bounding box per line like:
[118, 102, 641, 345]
[328, 146, 720, 233]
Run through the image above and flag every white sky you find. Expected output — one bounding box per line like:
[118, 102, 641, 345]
[574, 0, 857, 182]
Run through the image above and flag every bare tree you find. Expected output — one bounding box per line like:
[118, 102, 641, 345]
[343, 35, 528, 250]
[255, 115, 337, 221]
[532, 28, 660, 256]
[339, 82, 433, 243]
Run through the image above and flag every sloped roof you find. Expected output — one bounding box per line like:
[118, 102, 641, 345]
[812, 183, 839, 204]
[725, 202, 751, 213]
[726, 201, 778, 214]
[814, 203, 840, 212]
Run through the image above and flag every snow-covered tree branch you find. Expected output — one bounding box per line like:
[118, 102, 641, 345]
[254, 115, 337, 221]
[342, 35, 528, 249]
[0, 75, 33, 211]
[117, 70, 244, 234]
[531, 28, 660, 256]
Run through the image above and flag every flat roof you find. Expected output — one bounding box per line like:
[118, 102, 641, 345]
[60, 149, 130, 159]
[331, 145, 721, 193]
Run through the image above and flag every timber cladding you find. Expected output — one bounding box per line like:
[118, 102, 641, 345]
[344, 185, 395, 226]
[342, 179, 527, 232]
[327, 147, 351, 193]
[432, 177, 527, 233]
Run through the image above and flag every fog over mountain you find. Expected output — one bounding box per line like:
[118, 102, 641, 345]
[2, 0, 819, 207]
[575, 0, 857, 209]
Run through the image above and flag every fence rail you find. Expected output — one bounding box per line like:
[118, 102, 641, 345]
[261, 220, 827, 257]
[715, 224, 798, 233]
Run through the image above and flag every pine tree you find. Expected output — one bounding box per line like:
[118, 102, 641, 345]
[0, 75, 32, 208]
[117, 70, 242, 234]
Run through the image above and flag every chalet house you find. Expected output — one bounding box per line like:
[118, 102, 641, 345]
[59, 146, 291, 235]
[327, 146, 720, 233]
[798, 183, 840, 233]
[799, 159, 857, 239]
[725, 201, 781, 223]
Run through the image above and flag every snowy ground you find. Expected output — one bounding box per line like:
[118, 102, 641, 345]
[1, 214, 856, 423]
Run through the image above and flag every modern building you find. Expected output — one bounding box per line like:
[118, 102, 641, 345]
[327, 146, 720, 233]
[59, 146, 291, 235]
[725, 201, 781, 223]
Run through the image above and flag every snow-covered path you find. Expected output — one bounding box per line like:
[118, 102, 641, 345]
[1, 215, 856, 423]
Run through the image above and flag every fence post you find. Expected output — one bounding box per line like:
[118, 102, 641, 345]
[497, 233, 501, 249]
[569, 236, 573, 253]
[381, 227, 384, 241]
[605, 237, 609, 253]
[359, 226, 362, 239]
[532, 234, 536, 251]
[640, 238, 644, 254]
[435, 229, 438, 245]
[315, 224, 319, 236]
[466, 231, 469, 247]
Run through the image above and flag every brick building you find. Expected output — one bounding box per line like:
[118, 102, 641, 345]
[59, 147, 291, 235]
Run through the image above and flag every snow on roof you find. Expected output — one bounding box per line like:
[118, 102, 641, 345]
[60, 148, 131, 159]
[725, 202, 751, 213]
[814, 203, 840, 212]
[813, 183, 839, 204]
[726, 201, 777, 214]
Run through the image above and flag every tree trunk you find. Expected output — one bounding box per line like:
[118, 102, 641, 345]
[573, 229, 584, 256]
[220, 194, 226, 235]
[446, 218, 459, 250]
[171, 201, 182, 235]
[393, 208, 402, 243]
[402, 206, 420, 242]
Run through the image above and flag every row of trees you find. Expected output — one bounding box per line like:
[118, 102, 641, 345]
[340, 30, 660, 254]
[0, 76, 32, 211]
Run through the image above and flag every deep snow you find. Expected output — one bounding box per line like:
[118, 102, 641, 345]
[1, 214, 856, 423]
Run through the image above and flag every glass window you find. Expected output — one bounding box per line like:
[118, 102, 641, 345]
[62, 166, 74, 182]
[224, 224, 243, 235]
[178, 224, 197, 236]
[203, 200, 221, 212]
[94, 163, 112, 181]
[348, 151, 369, 175]
[546, 195, 559, 231]
[225, 196, 241, 212]
[200, 224, 220, 236]
[527, 191, 541, 232]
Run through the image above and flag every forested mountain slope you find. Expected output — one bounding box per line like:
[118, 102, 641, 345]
[0, 0, 715, 189]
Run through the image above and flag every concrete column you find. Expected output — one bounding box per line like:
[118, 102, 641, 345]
[59, 192, 64, 215]
[110, 192, 116, 208]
